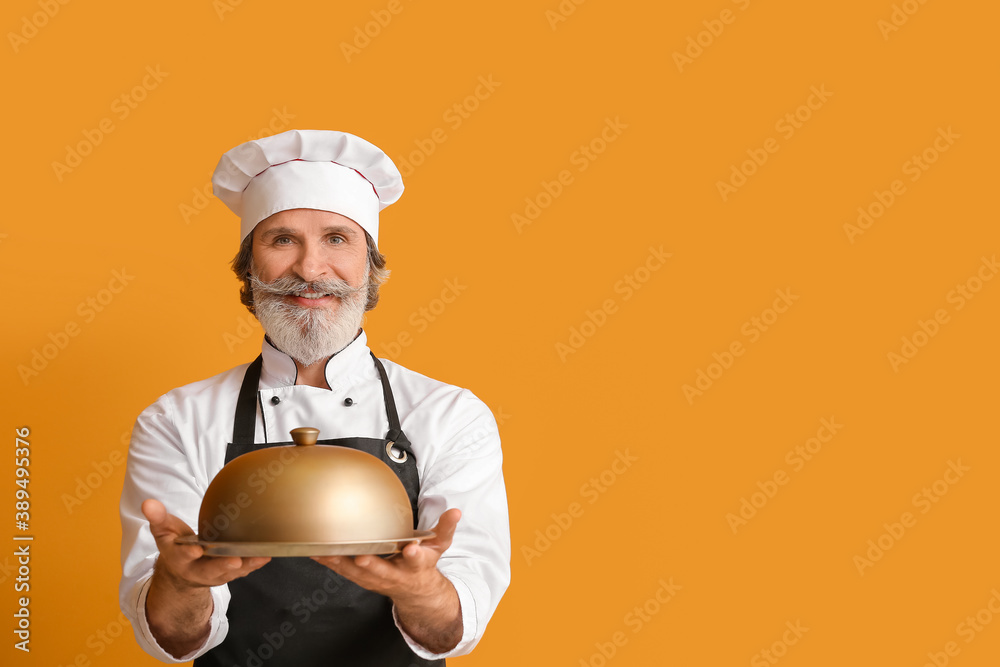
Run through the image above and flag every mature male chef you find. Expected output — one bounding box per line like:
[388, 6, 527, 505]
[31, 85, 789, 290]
[119, 129, 510, 666]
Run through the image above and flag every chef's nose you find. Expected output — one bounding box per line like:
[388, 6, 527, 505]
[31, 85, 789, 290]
[292, 241, 328, 283]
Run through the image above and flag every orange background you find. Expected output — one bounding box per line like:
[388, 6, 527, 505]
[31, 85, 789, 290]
[3, 0, 999, 665]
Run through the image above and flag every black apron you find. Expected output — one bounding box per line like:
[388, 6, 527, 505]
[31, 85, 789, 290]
[194, 353, 444, 667]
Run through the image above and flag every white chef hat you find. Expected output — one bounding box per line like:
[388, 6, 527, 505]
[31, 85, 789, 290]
[211, 129, 404, 248]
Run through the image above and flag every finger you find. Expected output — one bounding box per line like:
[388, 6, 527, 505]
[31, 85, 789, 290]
[311, 555, 390, 587]
[141, 498, 167, 525]
[142, 499, 206, 572]
[311, 555, 362, 577]
[375, 508, 463, 569]
[142, 498, 197, 540]
[422, 508, 462, 551]
[352, 553, 404, 579]
[311, 556, 360, 585]
[168, 554, 239, 585]
[399, 541, 436, 566]
[188, 556, 270, 585]
[367, 541, 442, 576]
[244, 556, 271, 570]
[178, 542, 206, 562]
[228, 556, 271, 579]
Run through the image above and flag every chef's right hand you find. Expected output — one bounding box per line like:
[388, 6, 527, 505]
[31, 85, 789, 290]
[142, 498, 270, 589]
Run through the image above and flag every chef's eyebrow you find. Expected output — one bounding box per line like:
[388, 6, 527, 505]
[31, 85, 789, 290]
[320, 225, 360, 237]
[259, 225, 359, 240]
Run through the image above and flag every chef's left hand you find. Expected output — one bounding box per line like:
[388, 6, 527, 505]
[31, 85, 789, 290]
[311, 508, 460, 602]
[311, 508, 463, 653]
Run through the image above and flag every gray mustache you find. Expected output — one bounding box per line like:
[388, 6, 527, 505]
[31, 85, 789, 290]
[249, 274, 365, 300]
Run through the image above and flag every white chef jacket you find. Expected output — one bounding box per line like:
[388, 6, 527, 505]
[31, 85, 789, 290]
[118, 330, 510, 663]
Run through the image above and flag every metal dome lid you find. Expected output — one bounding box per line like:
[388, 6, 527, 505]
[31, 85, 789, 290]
[174, 428, 434, 557]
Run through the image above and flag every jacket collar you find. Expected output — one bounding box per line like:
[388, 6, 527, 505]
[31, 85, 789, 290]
[259, 329, 371, 391]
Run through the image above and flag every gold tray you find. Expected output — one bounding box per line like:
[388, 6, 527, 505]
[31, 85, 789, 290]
[174, 530, 435, 557]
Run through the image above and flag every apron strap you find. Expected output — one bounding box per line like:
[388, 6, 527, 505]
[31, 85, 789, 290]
[370, 353, 412, 454]
[232, 355, 263, 446]
[231, 351, 412, 455]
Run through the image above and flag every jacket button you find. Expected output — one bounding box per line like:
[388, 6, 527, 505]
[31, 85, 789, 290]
[270, 396, 281, 405]
[344, 397, 354, 406]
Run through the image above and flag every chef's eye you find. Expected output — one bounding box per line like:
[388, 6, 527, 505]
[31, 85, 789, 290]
[327, 235, 344, 245]
[274, 236, 293, 245]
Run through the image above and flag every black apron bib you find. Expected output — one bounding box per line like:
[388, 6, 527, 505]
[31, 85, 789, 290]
[194, 353, 444, 667]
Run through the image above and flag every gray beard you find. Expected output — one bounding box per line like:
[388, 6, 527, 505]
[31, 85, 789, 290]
[250, 273, 368, 367]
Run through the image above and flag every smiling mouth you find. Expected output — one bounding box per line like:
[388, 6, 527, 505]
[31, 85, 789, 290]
[292, 291, 332, 300]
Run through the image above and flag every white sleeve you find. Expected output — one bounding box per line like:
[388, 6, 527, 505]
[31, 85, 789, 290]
[118, 395, 231, 663]
[393, 390, 511, 659]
